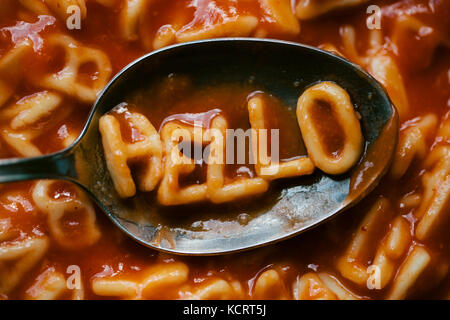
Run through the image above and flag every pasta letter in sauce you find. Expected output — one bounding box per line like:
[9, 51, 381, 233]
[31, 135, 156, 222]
[297, 81, 363, 175]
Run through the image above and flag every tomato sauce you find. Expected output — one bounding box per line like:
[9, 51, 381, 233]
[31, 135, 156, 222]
[0, 0, 448, 299]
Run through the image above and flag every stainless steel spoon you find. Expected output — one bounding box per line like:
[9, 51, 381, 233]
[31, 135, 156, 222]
[0, 38, 398, 255]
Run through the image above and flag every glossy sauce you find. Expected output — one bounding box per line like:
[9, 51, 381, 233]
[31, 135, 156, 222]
[0, 0, 448, 299]
[107, 77, 313, 231]
[125, 77, 307, 175]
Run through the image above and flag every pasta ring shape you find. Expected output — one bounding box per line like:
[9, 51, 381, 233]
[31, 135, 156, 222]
[35, 34, 112, 103]
[32, 180, 101, 250]
[297, 81, 363, 175]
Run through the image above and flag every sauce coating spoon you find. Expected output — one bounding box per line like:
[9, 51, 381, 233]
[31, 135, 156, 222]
[0, 38, 397, 255]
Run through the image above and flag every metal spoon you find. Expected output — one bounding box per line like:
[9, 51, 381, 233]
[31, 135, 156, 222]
[0, 38, 397, 255]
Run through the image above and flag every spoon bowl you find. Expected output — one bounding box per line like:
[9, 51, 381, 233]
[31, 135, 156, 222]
[0, 38, 397, 255]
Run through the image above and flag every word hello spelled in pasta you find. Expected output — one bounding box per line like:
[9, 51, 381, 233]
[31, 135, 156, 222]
[100, 81, 364, 205]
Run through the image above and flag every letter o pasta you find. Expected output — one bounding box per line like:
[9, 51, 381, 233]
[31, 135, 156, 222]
[297, 81, 363, 175]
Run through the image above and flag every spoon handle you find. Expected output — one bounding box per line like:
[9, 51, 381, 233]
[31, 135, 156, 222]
[0, 150, 77, 184]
